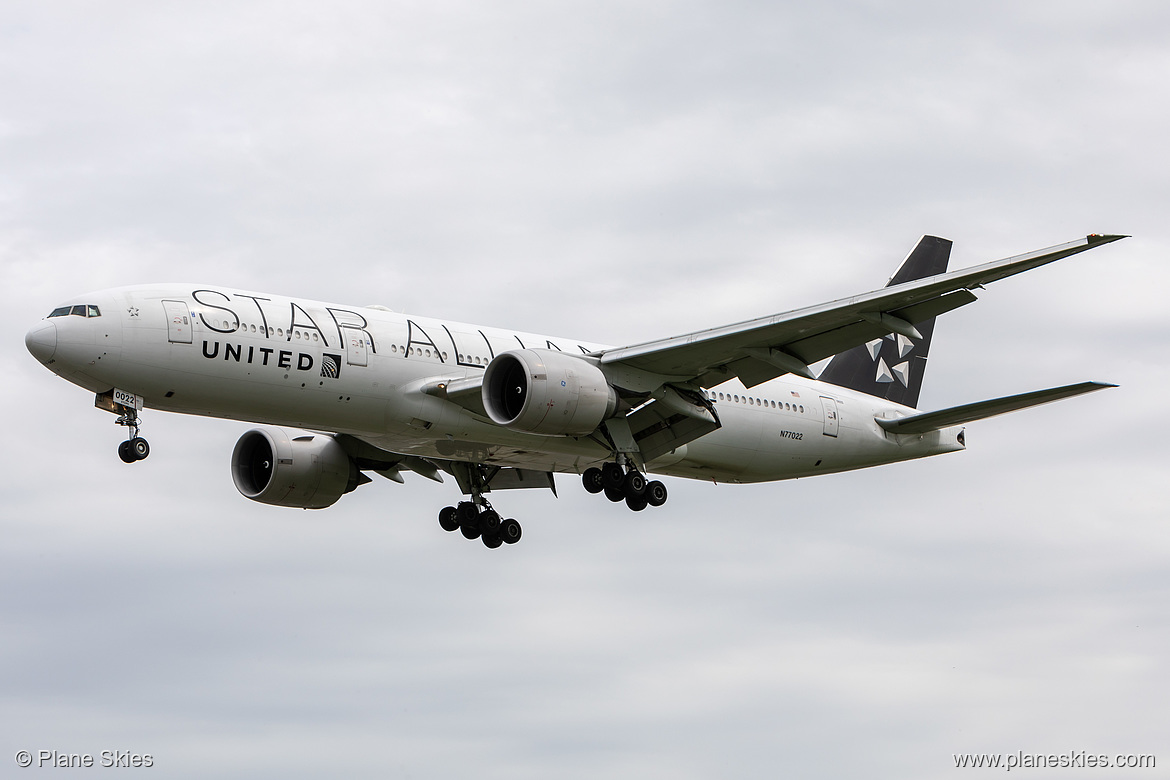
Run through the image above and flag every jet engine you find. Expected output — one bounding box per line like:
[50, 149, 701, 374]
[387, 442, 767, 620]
[231, 427, 363, 509]
[483, 349, 618, 436]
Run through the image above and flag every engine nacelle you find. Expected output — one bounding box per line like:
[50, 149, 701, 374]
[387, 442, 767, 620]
[231, 427, 361, 509]
[483, 349, 618, 436]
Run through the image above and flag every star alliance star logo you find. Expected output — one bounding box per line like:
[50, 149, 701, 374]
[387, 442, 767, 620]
[127, 307, 139, 317]
[867, 333, 915, 387]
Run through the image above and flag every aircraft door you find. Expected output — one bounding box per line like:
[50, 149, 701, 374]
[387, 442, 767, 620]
[344, 329, 369, 367]
[820, 396, 839, 438]
[162, 300, 192, 344]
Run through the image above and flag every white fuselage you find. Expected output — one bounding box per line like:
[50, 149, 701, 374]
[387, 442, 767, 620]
[28, 284, 965, 484]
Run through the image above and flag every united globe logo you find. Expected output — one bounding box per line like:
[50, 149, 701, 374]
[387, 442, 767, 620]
[320, 353, 342, 379]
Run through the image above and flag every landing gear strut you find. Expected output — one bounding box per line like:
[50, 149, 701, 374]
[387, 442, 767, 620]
[115, 407, 149, 463]
[582, 463, 667, 513]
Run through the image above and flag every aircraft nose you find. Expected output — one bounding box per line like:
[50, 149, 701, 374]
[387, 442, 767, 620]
[25, 320, 57, 363]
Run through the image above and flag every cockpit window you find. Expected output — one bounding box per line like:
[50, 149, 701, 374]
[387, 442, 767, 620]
[48, 304, 101, 318]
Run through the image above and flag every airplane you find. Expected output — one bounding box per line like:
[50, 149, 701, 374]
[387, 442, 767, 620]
[25, 233, 1125, 548]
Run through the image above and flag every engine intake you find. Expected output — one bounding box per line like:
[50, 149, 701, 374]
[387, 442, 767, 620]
[483, 349, 617, 436]
[231, 427, 362, 509]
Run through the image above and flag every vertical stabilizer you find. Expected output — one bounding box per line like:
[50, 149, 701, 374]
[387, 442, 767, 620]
[818, 235, 952, 409]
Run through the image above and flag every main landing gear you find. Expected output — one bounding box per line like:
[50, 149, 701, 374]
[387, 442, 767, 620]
[437, 500, 523, 550]
[582, 462, 668, 512]
[115, 407, 150, 464]
[438, 463, 523, 550]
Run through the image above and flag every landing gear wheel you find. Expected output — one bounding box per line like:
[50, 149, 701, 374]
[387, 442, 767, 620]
[480, 510, 501, 534]
[438, 506, 459, 532]
[646, 480, 668, 507]
[457, 502, 482, 539]
[601, 462, 625, 491]
[482, 533, 503, 549]
[604, 485, 625, 503]
[582, 467, 604, 494]
[129, 437, 150, 460]
[622, 470, 646, 498]
[456, 501, 479, 526]
[117, 441, 136, 463]
[500, 518, 522, 544]
[625, 493, 648, 512]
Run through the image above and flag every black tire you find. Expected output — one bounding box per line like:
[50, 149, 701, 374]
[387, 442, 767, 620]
[482, 533, 503, 549]
[646, 480, 668, 507]
[456, 501, 479, 526]
[439, 506, 459, 532]
[601, 462, 625, 491]
[604, 485, 625, 503]
[582, 467, 604, 494]
[623, 470, 646, 498]
[500, 518, 522, 544]
[457, 502, 481, 539]
[625, 493, 648, 511]
[480, 510, 501, 533]
[130, 437, 150, 461]
[117, 441, 136, 463]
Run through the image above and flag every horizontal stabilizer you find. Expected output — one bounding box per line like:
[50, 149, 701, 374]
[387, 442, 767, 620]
[876, 381, 1117, 435]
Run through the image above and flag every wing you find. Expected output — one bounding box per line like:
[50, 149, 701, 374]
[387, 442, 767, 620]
[599, 234, 1126, 389]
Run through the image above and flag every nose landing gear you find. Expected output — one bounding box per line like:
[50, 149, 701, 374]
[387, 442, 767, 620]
[115, 407, 150, 463]
[96, 389, 151, 464]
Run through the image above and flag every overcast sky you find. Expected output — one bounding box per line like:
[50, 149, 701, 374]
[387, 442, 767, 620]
[3, 2, 1169, 778]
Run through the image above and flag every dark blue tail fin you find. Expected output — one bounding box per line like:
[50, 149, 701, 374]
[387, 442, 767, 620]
[817, 235, 952, 409]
